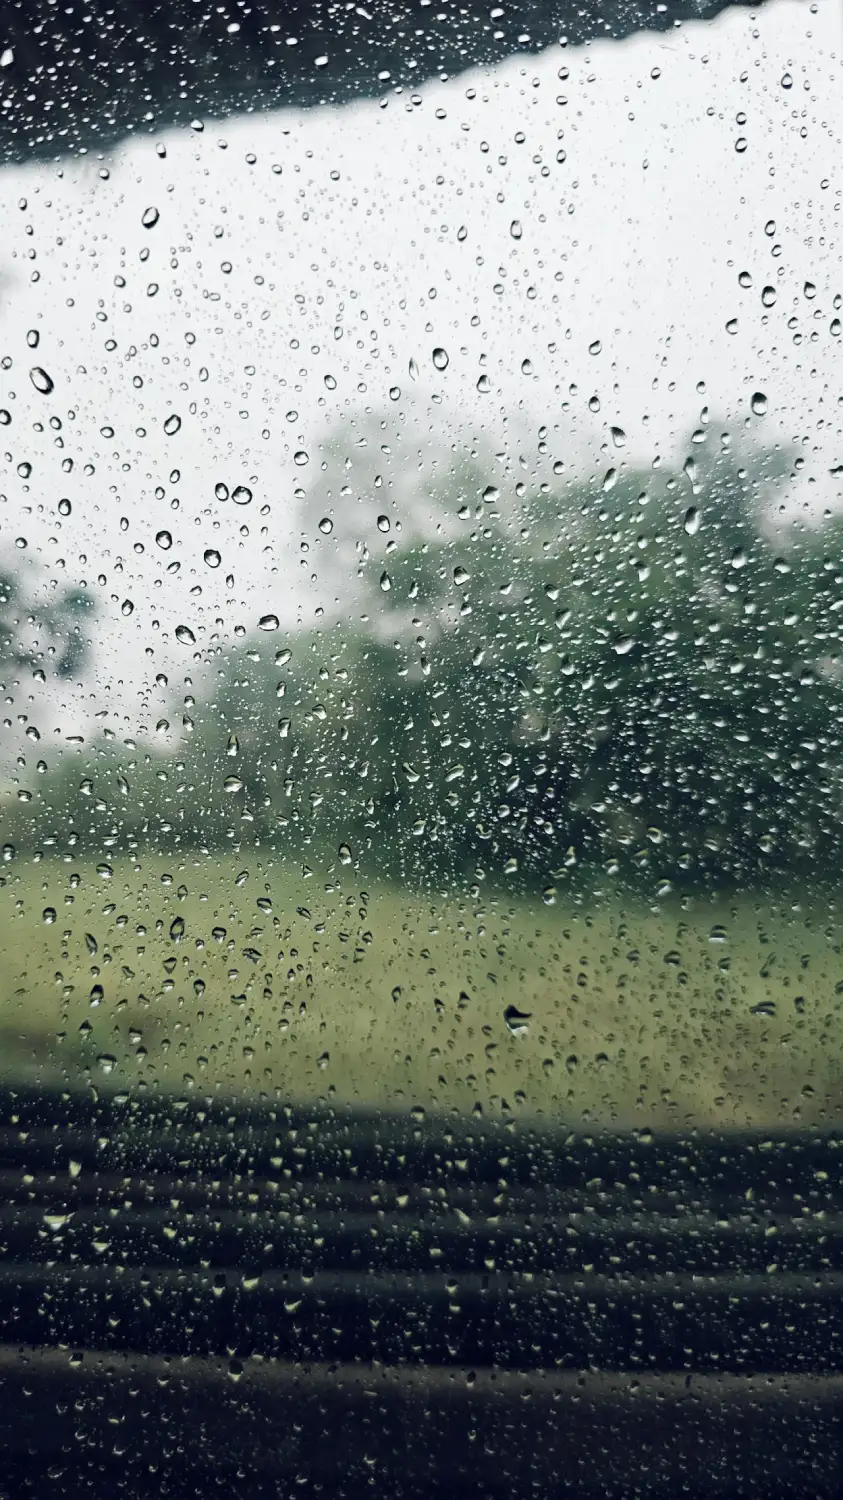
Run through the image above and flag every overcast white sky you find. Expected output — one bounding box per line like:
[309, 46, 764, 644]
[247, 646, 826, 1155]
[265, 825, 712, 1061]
[0, 0, 840, 748]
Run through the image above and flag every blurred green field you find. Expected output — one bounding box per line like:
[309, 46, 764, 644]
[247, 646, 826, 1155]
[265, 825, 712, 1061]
[1, 853, 842, 1129]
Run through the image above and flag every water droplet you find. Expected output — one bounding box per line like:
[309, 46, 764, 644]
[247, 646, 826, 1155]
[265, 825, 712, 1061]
[476, 374, 490, 394]
[215, 482, 230, 501]
[27, 328, 39, 349]
[232, 485, 252, 505]
[389, 386, 401, 401]
[318, 517, 333, 534]
[432, 347, 449, 371]
[121, 598, 134, 617]
[259, 613, 279, 631]
[85, 933, 98, 955]
[504, 1003, 531, 1036]
[510, 219, 523, 239]
[276, 647, 292, 667]
[588, 339, 602, 356]
[204, 548, 221, 568]
[29, 366, 54, 395]
[294, 450, 309, 467]
[338, 842, 352, 865]
[164, 413, 181, 435]
[730, 547, 747, 570]
[684, 506, 701, 536]
[761, 285, 776, 307]
[613, 635, 635, 655]
[379, 572, 392, 592]
[803, 281, 816, 300]
[453, 566, 470, 586]
[58, 498, 71, 516]
[324, 373, 337, 390]
[278, 717, 291, 737]
[780, 71, 792, 89]
[408, 357, 419, 380]
[96, 862, 114, 880]
[156, 529, 172, 550]
[482, 485, 500, 504]
[735, 136, 747, 153]
[751, 391, 767, 416]
[42, 906, 57, 924]
[224, 775, 244, 793]
[142, 205, 160, 229]
[170, 916, 185, 940]
[377, 514, 390, 532]
[227, 732, 239, 756]
[611, 426, 626, 448]
[521, 357, 533, 375]
[0, 47, 14, 68]
[175, 624, 196, 645]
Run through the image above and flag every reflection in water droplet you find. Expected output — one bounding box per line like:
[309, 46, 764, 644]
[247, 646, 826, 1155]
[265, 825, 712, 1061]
[29, 366, 54, 394]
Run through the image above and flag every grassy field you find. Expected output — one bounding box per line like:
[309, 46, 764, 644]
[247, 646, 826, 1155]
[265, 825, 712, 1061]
[1, 852, 842, 1129]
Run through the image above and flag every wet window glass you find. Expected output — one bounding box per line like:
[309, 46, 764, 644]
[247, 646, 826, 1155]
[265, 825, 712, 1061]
[0, 0, 841, 1495]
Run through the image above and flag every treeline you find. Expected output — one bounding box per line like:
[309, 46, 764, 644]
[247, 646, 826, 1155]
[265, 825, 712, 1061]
[6, 425, 843, 893]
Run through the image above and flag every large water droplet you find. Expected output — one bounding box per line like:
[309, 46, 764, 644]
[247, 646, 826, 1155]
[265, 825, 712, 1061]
[204, 548, 221, 568]
[170, 916, 185, 940]
[164, 413, 181, 435]
[684, 506, 701, 536]
[751, 391, 767, 416]
[156, 530, 172, 550]
[259, 613, 280, 631]
[215, 482, 229, 501]
[58, 498, 71, 516]
[232, 485, 252, 505]
[510, 219, 523, 240]
[142, 205, 160, 229]
[504, 1003, 531, 1035]
[294, 450, 309, 467]
[29, 366, 54, 395]
[224, 775, 244, 793]
[42, 906, 57, 925]
[318, 517, 333, 534]
[377, 514, 390, 532]
[432, 347, 449, 371]
[175, 624, 196, 645]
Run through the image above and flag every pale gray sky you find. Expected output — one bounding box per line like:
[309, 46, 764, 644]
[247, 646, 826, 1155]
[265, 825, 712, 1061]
[0, 0, 840, 749]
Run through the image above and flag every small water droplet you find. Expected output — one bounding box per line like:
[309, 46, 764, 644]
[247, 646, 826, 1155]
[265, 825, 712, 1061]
[58, 498, 71, 516]
[453, 565, 470, 586]
[142, 205, 160, 229]
[156, 529, 172, 550]
[751, 391, 767, 416]
[735, 136, 747, 154]
[803, 281, 816, 300]
[504, 1003, 531, 1036]
[259, 613, 280, 631]
[338, 843, 352, 865]
[96, 862, 114, 880]
[780, 71, 792, 89]
[232, 485, 252, 505]
[294, 450, 309, 467]
[761, 285, 776, 307]
[42, 906, 57, 924]
[318, 517, 333, 534]
[684, 506, 700, 536]
[121, 598, 134, 617]
[389, 386, 401, 401]
[611, 426, 626, 448]
[27, 328, 40, 348]
[476, 374, 490, 393]
[224, 775, 244, 793]
[324, 373, 337, 389]
[510, 219, 522, 239]
[482, 485, 500, 504]
[227, 732, 239, 756]
[215, 482, 229, 501]
[432, 347, 449, 371]
[408, 357, 419, 380]
[170, 916, 185, 940]
[175, 624, 196, 645]
[380, 571, 392, 592]
[29, 366, 54, 395]
[164, 413, 181, 435]
[204, 548, 221, 568]
[521, 357, 533, 375]
[276, 647, 292, 667]
[377, 514, 390, 532]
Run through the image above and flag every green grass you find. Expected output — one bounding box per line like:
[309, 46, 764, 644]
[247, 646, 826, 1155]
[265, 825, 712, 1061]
[2, 852, 842, 1129]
